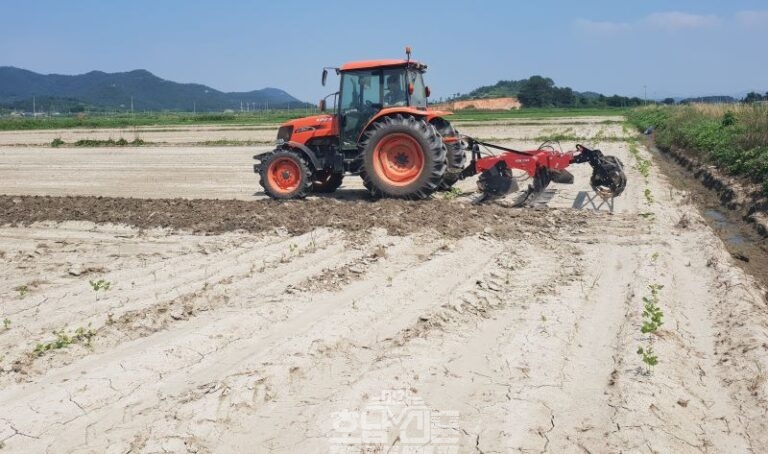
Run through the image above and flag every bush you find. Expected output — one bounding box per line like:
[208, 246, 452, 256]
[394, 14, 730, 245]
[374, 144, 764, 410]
[626, 106, 671, 133]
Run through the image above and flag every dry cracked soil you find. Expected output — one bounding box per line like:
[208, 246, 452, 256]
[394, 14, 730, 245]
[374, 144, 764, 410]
[0, 118, 767, 453]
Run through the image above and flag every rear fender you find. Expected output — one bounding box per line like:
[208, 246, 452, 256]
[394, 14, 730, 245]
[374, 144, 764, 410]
[359, 107, 453, 140]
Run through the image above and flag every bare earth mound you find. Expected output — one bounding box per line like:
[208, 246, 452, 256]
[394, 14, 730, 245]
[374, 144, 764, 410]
[0, 195, 616, 239]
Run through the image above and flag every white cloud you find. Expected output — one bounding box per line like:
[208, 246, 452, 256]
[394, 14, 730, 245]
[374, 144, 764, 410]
[575, 12, 721, 34]
[736, 10, 768, 28]
[645, 12, 721, 30]
[574, 18, 632, 34]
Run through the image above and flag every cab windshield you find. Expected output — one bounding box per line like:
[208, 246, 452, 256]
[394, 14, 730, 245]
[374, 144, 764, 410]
[337, 66, 427, 147]
[407, 70, 427, 109]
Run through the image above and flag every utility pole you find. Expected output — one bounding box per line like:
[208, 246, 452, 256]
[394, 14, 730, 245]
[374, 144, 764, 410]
[193, 101, 196, 114]
[32, 96, 35, 116]
[644, 85, 647, 104]
[130, 96, 134, 114]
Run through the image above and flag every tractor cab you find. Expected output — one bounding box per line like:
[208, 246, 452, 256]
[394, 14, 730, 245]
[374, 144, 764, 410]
[323, 58, 428, 150]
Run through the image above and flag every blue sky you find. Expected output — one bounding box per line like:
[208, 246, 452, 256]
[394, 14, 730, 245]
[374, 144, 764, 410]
[1, 0, 766, 102]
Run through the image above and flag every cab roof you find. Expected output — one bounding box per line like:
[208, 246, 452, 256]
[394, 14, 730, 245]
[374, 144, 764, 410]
[339, 59, 426, 72]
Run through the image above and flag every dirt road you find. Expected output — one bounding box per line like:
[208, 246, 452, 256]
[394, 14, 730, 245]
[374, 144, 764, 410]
[1, 118, 766, 453]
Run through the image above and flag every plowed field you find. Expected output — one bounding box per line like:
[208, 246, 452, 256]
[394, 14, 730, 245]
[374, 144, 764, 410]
[1, 118, 766, 453]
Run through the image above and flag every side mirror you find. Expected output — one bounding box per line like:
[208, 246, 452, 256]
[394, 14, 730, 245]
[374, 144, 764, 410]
[318, 99, 326, 112]
[322, 69, 328, 87]
[425, 86, 431, 98]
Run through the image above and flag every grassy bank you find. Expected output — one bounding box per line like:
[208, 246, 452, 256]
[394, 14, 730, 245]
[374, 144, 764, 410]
[0, 111, 314, 131]
[627, 104, 768, 195]
[0, 107, 626, 131]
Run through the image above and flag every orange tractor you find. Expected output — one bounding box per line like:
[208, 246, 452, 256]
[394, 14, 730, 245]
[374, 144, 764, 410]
[254, 48, 626, 204]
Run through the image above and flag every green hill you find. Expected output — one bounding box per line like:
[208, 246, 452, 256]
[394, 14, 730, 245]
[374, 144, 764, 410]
[0, 67, 310, 112]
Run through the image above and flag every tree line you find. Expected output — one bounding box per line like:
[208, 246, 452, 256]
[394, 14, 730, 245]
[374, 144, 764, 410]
[451, 76, 645, 108]
[453, 76, 767, 108]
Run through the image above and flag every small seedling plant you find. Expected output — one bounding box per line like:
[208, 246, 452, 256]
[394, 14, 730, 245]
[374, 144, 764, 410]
[636, 346, 658, 370]
[3, 318, 10, 330]
[33, 325, 97, 356]
[15, 285, 29, 299]
[644, 188, 655, 205]
[442, 186, 462, 200]
[637, 283, 664, 373]
[89, 279, 111, 292]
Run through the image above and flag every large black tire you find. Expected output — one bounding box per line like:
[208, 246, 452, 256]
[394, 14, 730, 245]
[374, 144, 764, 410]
[359, 114, 447, 199]
[258, 149, 312, 199]
[432, 119, 467, 191]
[311, 171, 344, 193]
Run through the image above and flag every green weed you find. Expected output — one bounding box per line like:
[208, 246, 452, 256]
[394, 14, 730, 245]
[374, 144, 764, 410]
[33, 325, 97, 356]
[89, 279, 111, 291]
[51, 137, 64, 147]
[200, 139, 266, 146]
[14, 285, 29, 299]
[441, 186, 463, 200]
[3, 318, 10, 330]
[644, 188, 654, 205]
[628, 141, 651, 179]
[73, 138, 145, 147]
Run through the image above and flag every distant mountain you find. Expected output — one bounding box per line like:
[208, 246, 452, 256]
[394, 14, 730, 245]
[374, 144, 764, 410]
[0, 67, 310, 112]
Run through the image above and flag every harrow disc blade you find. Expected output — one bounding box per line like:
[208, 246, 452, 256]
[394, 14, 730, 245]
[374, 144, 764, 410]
[476, 162, 519, 199]
[590, 155, 627, 198]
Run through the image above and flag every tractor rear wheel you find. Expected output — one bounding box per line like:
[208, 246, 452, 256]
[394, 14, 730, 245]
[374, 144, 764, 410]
[360, 114, 446, 199]
[259, 149, 312, 199]
[430, 119, 466, 191]
[311, 171, 344, 193]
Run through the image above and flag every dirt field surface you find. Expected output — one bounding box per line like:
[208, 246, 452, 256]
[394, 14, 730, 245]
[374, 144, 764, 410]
[1, 117, 767, 453]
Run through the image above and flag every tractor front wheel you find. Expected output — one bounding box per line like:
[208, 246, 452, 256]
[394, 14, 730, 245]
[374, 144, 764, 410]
[259, 149, 312, 199]
[360, 114, 446, 199]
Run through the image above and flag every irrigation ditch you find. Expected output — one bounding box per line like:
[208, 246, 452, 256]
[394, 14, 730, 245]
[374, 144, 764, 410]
[648, 137, 768, 287]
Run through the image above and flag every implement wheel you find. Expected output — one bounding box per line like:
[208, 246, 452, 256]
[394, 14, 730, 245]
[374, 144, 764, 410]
[360, 114, 446, 199]
[259, 149, 311, 199]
